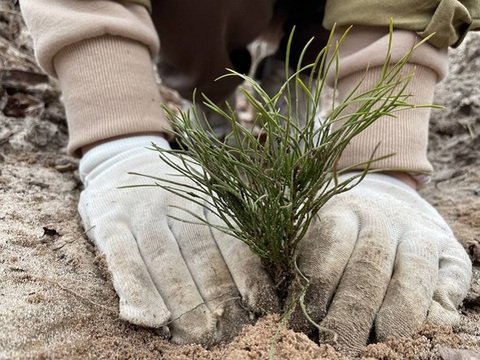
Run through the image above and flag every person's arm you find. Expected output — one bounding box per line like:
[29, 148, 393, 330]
[291, 27, 472, 353]
[19, 0, 279, 343]
[20, 0, 167, 157]
[324, 26, 448, 181]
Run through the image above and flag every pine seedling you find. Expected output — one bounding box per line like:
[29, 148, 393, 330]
[130, 25, 434, 322]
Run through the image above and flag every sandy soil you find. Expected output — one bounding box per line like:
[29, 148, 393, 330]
[1, 2, 479, 359]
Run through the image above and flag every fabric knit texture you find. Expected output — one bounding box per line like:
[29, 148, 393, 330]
[54, 35, 171, 157]
[326, 28, 448, 175]
[20, 0, 167, 157]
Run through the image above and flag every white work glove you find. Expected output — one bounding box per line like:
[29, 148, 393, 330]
[291, 173, 472, 353]
[78, 135, 278, 345]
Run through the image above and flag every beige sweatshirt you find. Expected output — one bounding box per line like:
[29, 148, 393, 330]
[20, 0, 449, 179]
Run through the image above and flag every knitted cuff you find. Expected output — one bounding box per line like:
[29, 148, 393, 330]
[54, 35, 171, 157]
[326, 28, 449, 178]
[333, 63, 437, 176]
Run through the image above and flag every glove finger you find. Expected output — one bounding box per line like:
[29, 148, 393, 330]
[288, 211, 359, 334]
[88, 221, 171, 328]
[319, 220, 398, 353]
[135, 217, 222, 345]
[166, 205, 251, 343]
[207, 211, 281, 316]
[375, 231, 438, 341]
[427, 236, 472, 325]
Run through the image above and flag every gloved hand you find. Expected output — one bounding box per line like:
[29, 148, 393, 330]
[291, 173, 472, 353]
[78, 135, 278, 345]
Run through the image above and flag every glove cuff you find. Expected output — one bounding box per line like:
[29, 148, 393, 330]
[341, 172, 418, 193]
[79, 135, 170, 183]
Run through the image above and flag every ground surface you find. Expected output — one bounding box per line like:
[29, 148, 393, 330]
[1, 2, 479, 359]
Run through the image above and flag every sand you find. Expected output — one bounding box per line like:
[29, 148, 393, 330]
[1, 2, 479, 359]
